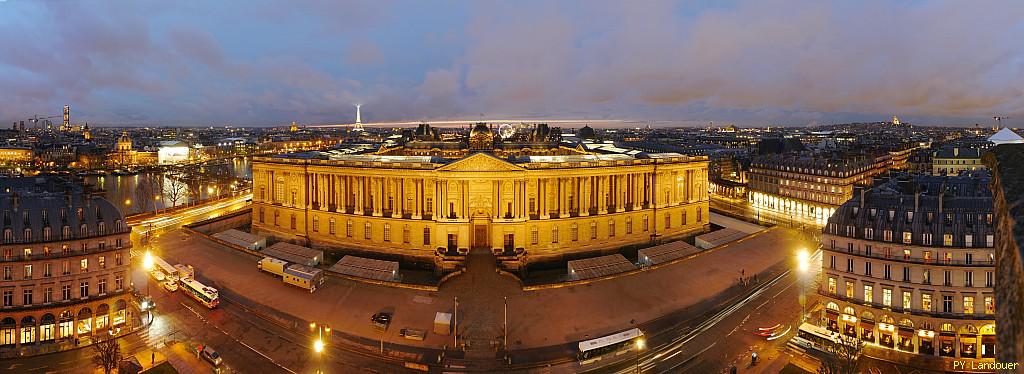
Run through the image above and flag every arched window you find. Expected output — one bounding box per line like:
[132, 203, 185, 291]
[23, 228, 31, 241]
[80, 224, 88, 237]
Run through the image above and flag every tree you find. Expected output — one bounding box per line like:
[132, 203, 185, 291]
[163, 171, 188, 208]
[135, 173, 161, 213]
[92, 337, 123, 374]
[818, 336, 864, 374]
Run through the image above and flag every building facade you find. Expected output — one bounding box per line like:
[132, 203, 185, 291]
[0, 177, 133, 357]
[748, 152, 890, 224]
[932, 147, 985, 176]
[252, 124, 710, 271]
[818, 174, 996, 368]
[0, 147, 32, 166]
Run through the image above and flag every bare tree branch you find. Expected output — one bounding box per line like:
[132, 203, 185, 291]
[91, 337, 123, 374]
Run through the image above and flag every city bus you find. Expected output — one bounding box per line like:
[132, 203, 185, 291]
[577, 328, 644, 365]
[180, 278, 220, 308]
[152, 256, 178, 282]
[790, 323, 851, 354]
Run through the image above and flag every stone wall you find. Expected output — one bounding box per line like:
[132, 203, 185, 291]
[983, 144, 1024, 372]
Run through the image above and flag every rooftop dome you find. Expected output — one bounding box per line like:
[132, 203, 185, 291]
[470, 123, 492, 137]
[577, 125, 596, 139]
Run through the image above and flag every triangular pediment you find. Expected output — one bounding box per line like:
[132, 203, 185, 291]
[438, 152, 525, 172]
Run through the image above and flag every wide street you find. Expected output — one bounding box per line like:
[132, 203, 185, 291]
[1, 196, 824, 374]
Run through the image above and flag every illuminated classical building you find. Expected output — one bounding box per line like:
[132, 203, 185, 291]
[0, 177, 133, 357]
[932, 147, 985, 176]
[0, 147, 32, 165]
[108, 132, 157, 168]
[818, 173, 995, 368]
[748, 152, 890, 224]
[252, 123, 710, 271]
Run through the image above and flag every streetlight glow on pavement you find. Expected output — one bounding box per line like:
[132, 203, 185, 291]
[313, 339, 324, 353]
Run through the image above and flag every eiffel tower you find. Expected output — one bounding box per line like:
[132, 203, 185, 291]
[352, 104, 364, 131]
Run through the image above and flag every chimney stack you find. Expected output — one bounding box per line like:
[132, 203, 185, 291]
[859, 187, 866, 210]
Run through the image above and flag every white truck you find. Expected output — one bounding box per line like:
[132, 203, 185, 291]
[257, 257, 325, 293]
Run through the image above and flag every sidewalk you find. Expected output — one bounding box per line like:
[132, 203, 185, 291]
[162, 341, 216, 374]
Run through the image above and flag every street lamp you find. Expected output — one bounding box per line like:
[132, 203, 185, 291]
[310, 322, 330, 374]
[797, 248, 810, 322]
[635, 338, 645, 373]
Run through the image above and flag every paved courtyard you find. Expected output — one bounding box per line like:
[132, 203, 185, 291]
[150, 225, 803, 357]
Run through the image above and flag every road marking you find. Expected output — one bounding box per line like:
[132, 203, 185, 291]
[614, 269, 791, 374]
[181, 302, 298, 374]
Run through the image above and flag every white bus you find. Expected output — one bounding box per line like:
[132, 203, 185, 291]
[578, 328, 644, 365]
[152, 256, 179, 282]
[790, 323, 854, 354]
[180, 278, 220, 308]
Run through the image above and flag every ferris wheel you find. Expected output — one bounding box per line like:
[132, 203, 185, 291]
[498, 123, 517, 139]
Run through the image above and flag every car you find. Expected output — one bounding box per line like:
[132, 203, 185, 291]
[135, 295, 155, 312]
[399, 328, 426, 341]
[162, 281, 178, 292]
[371, 312, 392, 329]
[199, 345, 222, 366]
[150, 270, 166, 282]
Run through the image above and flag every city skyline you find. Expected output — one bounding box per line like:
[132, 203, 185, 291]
[1, 0, 1023, 127]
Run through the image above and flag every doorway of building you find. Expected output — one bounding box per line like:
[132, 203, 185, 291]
[473, 224, 489, 249]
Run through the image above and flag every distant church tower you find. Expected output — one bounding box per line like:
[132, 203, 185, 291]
[892, 115, 901, 126]
[83, 123, 91, 141]
[290, 121, 298, 132]
[353, 104, 364, 131]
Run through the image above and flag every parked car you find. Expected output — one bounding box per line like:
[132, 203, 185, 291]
[199, 345, 222, 366]
[162, 281, 179, 292]
[371, 312, 392, 329]
[150, 270, 166, 282]
[399, 328, 426, 341]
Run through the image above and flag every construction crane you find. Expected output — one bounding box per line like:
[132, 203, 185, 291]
[993, 116, 1010, 131]
[27, 114, 61, 130]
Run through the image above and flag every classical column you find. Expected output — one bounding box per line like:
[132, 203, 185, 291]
[462, 180, 469, 219]
[539, 178, 549, 219]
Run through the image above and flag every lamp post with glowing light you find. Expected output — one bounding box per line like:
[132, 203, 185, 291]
[143, 251, 154, 296]
[310, 321, 331, 374]
[797, 249, 810, 322]
[635, 337, 645, 373]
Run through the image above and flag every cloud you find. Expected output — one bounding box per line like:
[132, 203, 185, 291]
[0, 0, 1022, 126]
